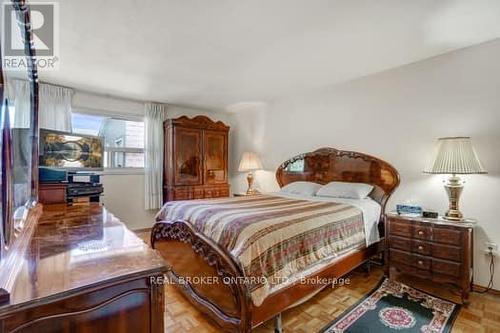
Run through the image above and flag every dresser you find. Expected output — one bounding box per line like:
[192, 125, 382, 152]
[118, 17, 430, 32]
[0, 204, 167, 333]
[163, 115, 230, 202]
[386, 213, 475, 303]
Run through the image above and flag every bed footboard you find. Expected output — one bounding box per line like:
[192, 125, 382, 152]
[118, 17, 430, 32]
[151, 221, 252, 333]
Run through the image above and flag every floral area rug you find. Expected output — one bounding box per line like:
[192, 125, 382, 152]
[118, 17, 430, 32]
[320, 278, 461, 333]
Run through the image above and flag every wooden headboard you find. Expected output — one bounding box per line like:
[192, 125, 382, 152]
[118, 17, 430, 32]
[276, 147, 400, 211]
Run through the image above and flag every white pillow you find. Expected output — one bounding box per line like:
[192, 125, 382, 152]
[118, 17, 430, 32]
[316, 181, 373, 199]
[280, 181, 323, 197]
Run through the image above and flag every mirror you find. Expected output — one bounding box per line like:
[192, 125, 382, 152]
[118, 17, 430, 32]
[0, 1, 39, 249]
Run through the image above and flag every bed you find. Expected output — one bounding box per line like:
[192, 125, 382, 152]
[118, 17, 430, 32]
[151, 147, 400, 332]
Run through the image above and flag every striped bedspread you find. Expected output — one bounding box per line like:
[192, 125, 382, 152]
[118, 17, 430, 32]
[156, 194, 366, 306]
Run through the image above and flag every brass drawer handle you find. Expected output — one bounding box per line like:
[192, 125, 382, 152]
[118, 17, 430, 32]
[417, 260, 424, 266]
[418, 245, 424, 251]
[418, 230, 424, 236]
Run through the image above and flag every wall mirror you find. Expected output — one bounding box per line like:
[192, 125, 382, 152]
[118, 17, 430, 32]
[0, 0, 39, 252]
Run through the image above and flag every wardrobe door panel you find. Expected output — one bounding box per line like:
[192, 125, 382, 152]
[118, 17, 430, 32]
[173, 127, 203, 186]
[203, 130, 227, 184]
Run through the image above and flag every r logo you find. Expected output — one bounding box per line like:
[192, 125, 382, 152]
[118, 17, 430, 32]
[2, 2, 59, 70]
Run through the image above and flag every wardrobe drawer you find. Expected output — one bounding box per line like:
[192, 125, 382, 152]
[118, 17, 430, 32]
[218, 188, 230, 197]
[192, 188, 204, 199]
[173, 188, 190, 200]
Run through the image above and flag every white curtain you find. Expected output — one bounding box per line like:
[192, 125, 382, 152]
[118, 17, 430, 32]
[144, 102, 167, 209]
[39, 83, 73, 131]
[5, 79, 31, 128]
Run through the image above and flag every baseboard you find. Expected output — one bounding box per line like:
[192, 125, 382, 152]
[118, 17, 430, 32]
[472, 284, 500, 296]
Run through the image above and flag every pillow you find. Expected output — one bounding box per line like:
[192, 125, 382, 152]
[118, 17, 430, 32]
[316, 181, 373, 199]
[279, 181, 323, 197]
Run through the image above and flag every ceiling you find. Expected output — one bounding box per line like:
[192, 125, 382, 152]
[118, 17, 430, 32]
[37, 0, 500, 111]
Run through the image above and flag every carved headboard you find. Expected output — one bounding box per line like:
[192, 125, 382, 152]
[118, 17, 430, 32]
[276, 148, 400, 212]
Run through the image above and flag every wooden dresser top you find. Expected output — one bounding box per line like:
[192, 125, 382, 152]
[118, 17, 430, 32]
[0, 204, 166, 314]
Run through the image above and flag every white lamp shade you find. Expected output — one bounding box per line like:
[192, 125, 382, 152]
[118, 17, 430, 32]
[238, 152, 263, 172]
[424, 137, 487, 174]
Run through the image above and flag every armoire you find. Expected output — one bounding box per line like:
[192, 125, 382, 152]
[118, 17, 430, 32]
[163, 115, 230, 202]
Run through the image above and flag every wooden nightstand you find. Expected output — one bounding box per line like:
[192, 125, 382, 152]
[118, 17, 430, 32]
[385, 213, 475, 303]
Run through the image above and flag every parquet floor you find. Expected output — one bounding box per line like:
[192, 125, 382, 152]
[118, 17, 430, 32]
[137, 231, 500, 333]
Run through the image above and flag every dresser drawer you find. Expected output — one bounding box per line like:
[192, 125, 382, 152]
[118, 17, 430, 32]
[433, 227, 462, 245]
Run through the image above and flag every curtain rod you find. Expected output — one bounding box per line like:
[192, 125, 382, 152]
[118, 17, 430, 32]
[18, 78, 215, 112]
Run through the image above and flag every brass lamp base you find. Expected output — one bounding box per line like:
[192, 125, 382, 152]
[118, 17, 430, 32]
[245, 172, 259, 195]
[443, 175, 464, 221]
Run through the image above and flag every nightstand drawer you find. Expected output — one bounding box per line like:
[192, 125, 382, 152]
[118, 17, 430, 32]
[391, 261, 432, 280]
[388, 236, 410, 251]
[389, 221, 412, 238]
[413, 225, 432, 241]
[432, 243, 462, 262]
[433, 227, 462, 245]
[432, 258, 462, 278]
[389, 237, 461, 262]
[390, 249, 431, 270]
[412, 240, 431, 256]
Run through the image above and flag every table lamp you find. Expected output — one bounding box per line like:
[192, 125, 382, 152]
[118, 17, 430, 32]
[238, 152, 263, 195]
[424, 137, 487, 221]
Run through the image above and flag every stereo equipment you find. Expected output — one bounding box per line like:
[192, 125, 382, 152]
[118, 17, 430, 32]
[67, 182, 103, 198]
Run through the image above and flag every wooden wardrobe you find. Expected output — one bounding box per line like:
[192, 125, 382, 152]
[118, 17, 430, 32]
[163, 116, 230, 202]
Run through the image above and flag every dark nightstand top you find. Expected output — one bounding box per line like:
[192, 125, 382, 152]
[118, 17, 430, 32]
[386, 212, 476, 228]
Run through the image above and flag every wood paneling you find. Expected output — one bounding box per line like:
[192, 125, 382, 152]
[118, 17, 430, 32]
[164, 116, 230, 202]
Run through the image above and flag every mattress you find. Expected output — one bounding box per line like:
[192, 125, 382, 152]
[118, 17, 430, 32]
[156, 194, 381, 306]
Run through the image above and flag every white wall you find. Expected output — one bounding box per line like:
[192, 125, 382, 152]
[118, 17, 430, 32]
[72, 91, 235, 230]
[230, 39, 500, 288]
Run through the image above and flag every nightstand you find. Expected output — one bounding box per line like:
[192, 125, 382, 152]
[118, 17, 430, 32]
[385, 212, 475, 303]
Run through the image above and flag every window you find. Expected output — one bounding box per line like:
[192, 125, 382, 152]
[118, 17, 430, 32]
[72, 112, 145, 169]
